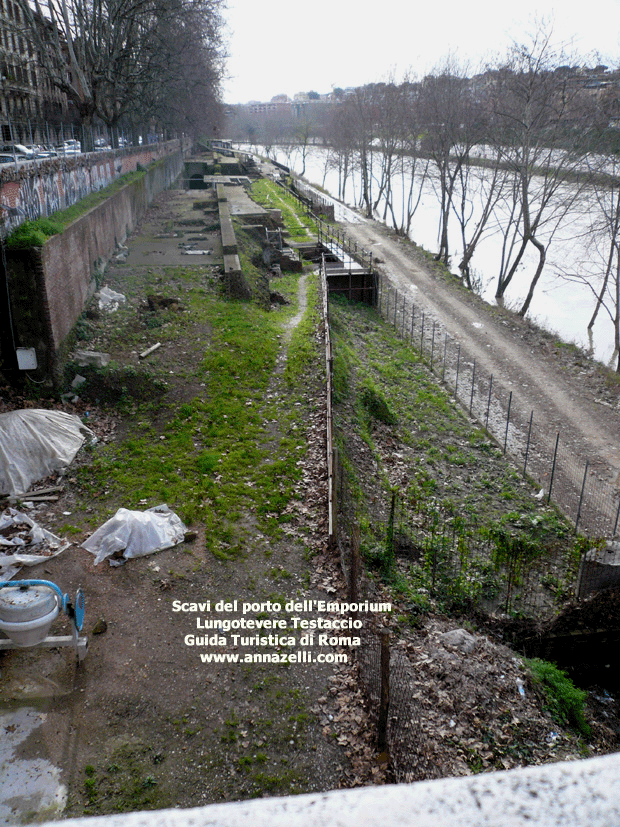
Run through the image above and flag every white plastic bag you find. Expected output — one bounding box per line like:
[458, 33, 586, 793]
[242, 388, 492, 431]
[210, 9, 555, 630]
[81, 504, 186, 565]
[98, 285, 126, 311]
[0, 409, 94, 496]
[0, 508, 70, 579]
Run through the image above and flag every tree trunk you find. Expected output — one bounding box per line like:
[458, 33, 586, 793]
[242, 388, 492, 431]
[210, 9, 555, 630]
[518, 236, 546, 316]
[496, 235, 528, 300]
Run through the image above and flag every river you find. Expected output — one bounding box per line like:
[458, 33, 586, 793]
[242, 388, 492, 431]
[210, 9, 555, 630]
[263, 144, 618, 368]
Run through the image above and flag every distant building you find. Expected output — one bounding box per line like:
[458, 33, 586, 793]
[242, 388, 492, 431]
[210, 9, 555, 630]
[0, 0, 71, 145]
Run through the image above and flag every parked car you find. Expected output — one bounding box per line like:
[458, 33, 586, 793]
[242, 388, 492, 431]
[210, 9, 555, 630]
[0, 153, 27, 164]
[57, 139, 82, 154]
[35, 146, 58, 158]
[0, 143, 35, 159]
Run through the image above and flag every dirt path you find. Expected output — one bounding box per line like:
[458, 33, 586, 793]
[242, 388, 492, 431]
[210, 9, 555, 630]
[0, 194, 356, 822]
[340, 214, 620, 525]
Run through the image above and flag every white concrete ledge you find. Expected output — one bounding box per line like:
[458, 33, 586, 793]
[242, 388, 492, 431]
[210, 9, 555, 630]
[45, 752, 620, 827]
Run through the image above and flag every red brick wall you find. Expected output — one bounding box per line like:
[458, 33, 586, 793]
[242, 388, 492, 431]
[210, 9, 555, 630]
[0, 140, 185, 228]
[5, 149, 185, 381]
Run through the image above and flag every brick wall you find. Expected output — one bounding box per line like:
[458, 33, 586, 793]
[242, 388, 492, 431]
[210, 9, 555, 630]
[4, 150, 185, 383]
[0, 141, 184, 233]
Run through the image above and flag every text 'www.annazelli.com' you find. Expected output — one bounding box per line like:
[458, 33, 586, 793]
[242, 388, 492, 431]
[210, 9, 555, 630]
[197, 651, 348, 664]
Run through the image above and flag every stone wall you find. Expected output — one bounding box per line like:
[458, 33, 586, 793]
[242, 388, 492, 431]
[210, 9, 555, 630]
[4, 150, 185, 383]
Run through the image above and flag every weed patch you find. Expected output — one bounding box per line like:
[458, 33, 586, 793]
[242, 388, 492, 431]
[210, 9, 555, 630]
[526, 658, 591, 736]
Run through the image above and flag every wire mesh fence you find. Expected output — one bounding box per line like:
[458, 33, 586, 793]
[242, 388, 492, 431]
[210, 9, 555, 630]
[316, 189, 620, 779]
[378, 277, 620, 540]
[356, 627, 428, 781]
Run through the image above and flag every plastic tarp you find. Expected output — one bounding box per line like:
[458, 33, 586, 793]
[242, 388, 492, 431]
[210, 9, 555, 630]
[0, 507, 70, 580]
[82, 504, 186, 566]
[0, 409, 94, 496]
[98, 286, 126, 311]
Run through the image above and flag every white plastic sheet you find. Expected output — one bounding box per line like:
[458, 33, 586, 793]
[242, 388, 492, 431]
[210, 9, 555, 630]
[98, 285, 126, 311]
[0, 409, 94, 496]
[0, 508, 70, 580]
[81, 504, 186, 566]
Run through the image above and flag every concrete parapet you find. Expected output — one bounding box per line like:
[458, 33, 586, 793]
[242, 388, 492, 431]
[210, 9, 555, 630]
[40, 752, 620, 827]
[3, 150, 184, 383]
[224, 253, 241, 275]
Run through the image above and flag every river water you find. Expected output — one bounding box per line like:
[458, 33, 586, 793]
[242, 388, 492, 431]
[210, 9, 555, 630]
[265, 145, 617, 368]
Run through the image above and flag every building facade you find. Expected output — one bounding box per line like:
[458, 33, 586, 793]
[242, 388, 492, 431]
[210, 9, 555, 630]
[0, 0, 71, 145]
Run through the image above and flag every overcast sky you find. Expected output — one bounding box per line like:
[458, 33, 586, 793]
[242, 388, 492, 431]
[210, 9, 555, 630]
[222, 0, 620, 103]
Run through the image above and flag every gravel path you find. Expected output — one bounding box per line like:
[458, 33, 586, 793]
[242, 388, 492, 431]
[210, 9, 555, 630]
[336, 212, 620, 534]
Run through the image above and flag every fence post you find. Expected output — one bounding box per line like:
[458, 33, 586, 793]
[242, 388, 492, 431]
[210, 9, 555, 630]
[469, 360, 476, 415]
[547, 433, 560, 503]
[420, 312, 425, 355]
[430, 321, 436, 372]
[393, 290, 398, 327]
[575, 461, 589, 532]
[349, 525, 360, 608]
[455, 345, 461, 397]
[485, 375, 493, 431]
[332, 446, 339, 536]
[378, 630, 390, 752]
[442, 333, 448, 381]
[503, 391, 512, 454]
[523, 410, 534, 477]
[410, 304, 415, 343]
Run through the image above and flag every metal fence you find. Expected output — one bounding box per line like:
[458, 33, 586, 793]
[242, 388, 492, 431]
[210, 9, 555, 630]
[356, 627, 429, 782]
[0, 115, 165, 155]
[378, 277, 620, 540]
[315, 186, 620, 782]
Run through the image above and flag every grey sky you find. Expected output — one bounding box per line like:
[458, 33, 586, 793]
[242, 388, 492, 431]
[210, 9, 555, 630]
[222, 0, 620, 103]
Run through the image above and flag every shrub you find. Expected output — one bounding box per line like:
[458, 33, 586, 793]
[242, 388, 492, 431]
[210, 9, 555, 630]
[359, 379, 397, 426]
[526, 657, 591, 736]
[5, 218, 62, 248]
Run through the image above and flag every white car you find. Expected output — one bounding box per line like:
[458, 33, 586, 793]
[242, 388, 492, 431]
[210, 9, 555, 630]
[0, 153, 26, 164]
[0, 143, 35, 159]
[58, 139, 82, 154]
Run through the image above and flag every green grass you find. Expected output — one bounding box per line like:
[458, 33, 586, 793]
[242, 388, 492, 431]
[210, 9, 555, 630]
[525, 658, 591, 736]
[76, 297, 304, 548]
[73, 206, 322, 556]
[250, 179, 316, 241]
[329, 295, 581, 617]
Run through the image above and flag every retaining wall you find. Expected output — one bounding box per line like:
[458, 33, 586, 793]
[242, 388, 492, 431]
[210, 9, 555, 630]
[4, 149, 185, 382]
[0, 141, 184, 234]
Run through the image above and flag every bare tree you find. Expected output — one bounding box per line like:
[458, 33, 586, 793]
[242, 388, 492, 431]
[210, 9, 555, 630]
[451, 145, 510, 289]
[418, 59, 480, 266]
[489, 31, 596, 314]
[557, 161, 620, 371]
[343, 86, 376, 217]
[16, 0, 225, 147]
[327, 98, 356, 202]
[383, 78, 430, 238]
